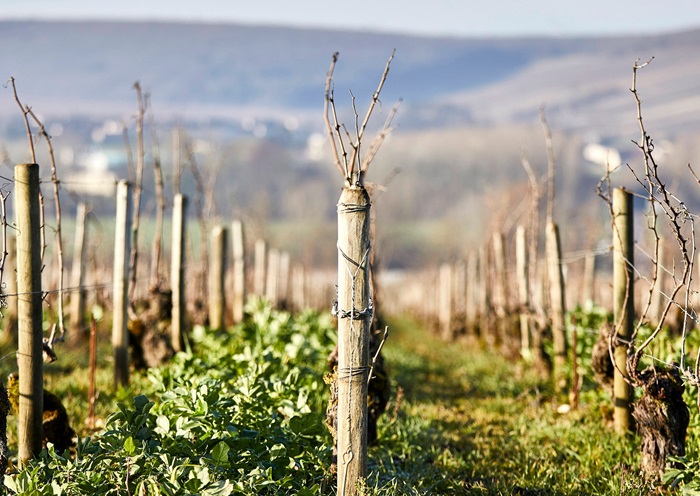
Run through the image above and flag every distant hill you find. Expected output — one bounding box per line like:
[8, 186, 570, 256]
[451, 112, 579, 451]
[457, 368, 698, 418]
[2, 20, 700, 140]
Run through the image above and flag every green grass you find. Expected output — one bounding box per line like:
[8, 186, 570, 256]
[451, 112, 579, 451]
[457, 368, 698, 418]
[368, 316, 655, 495]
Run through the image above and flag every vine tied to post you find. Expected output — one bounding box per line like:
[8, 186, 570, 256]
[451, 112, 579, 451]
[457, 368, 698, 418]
[324, 50, 399, 188]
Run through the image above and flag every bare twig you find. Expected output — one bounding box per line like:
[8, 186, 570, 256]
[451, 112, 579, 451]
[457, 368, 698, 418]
[367, 326, 389, 387]
[9, 77, 36, 163]
[348, 49, 396, 185]
[600, 57, 695, 386]
[324, 52, 346, 179]
[27, 108, 66, 343]
[539, 105, 556, 224]
[182, 133, 210, 302]
[145, 93, 165, 289]
[521, 152, 542, 309]
[324, 50, 397, 187]
[128, 82, 145, 302]
[362, 99, 402, 172]
[10, 78, 47, 274]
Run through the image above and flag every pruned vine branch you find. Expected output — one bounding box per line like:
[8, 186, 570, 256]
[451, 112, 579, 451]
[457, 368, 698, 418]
[600, 57, 696, 388]
[324, 50, 397, 188]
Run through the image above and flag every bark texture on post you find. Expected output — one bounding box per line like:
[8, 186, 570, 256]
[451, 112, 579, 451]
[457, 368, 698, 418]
[208, 225, 227, 332]
[69, 202, 88, 343]
[112, 181, 133, 388]
[171, 194, 187, 353]
[515, 225, 531, 354]
[478, 247, 493, 345]
[582, 252, 596, 307]
[265, 248, 280, 306]
[279, 251, 290, 310]
[292, 264, 306, 313]
[492, 232, 509, 346]
[231, 219, 246, 323]
[613, 187, 634, 433]
[465, 251, 478, 335]
[546, 221, 568, 393]
[15, 163, 44, 464]
[253, 239, 267, 297]
[438, 263, 453, 340]
[336, 186, 371, 496]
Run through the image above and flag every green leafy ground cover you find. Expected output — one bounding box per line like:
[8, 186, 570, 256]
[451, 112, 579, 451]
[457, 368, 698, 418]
[2, 301, 697, 494]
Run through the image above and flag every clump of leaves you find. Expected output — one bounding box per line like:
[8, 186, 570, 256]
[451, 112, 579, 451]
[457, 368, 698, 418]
[4, 301, 336, 495]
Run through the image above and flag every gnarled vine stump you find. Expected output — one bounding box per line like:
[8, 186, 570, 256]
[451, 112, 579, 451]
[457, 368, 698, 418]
[632, 365, 688, 479]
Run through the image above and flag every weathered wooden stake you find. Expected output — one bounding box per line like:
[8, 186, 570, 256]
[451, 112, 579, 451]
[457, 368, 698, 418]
[478, 246, 493, 345]
[231, 219, 246, 323]
[546, 221, 568, 393]
[69, 202, 88, 343]
[492, 232, 508, 345]
[438, 263, 453, 340]
[279, 251, 290, 310]
[516, 225, 531, 353]
[253, 239, 267, 297]
[337, 186, 371, 496]
[582, 252, 596, 307]
[208, 225, 227, 332]
[292, 264, 307, 312]
[112, 181, 132, 388]
[171, 194, 187, 352]
[15, 163, 44, 465]
[613, 187, 634, 433]
[465, 251, 478, 335]
[266, 248, 280, 306]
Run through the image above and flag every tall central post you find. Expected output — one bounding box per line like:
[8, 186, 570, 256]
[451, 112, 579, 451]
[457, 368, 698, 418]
[336, 185, 371, 496]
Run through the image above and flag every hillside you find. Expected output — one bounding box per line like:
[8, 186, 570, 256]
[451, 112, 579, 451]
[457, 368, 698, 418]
[1, 21, 700, 139]
[3, 21, 700, 269]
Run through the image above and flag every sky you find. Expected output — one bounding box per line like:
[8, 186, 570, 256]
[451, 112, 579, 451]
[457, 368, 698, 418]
[1, 0, 700, 38]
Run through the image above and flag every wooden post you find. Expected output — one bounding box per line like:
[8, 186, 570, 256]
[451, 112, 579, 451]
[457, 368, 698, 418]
[546, 221, 568, 393]
[516, 225, 531, 354]
[582, 252, 596, 307]
[336, 186, 371, 495]
[478, 246, 493, 345]
[112, 181, 132, 388]
[208, 225, 227, 332]
[231, 219, 246, 323]
[465, 251, 478, 335]
[279, 251, 290, 310]
[15, 163, 43, 465]
[69, 202, 88, 343]
[613, 187, 634, 433]
[453, 261, 466, 334]
[492, 232, 508, 345]
[253, 239, 266, 297]
[438, 263, 453, 340]
[171, 194, 187, 352]
[266, 248, 280, 306]
[292, 264, 306, 313]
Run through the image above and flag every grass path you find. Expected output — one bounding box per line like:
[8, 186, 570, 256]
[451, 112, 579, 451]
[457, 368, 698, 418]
[371, 316, 653, 495]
